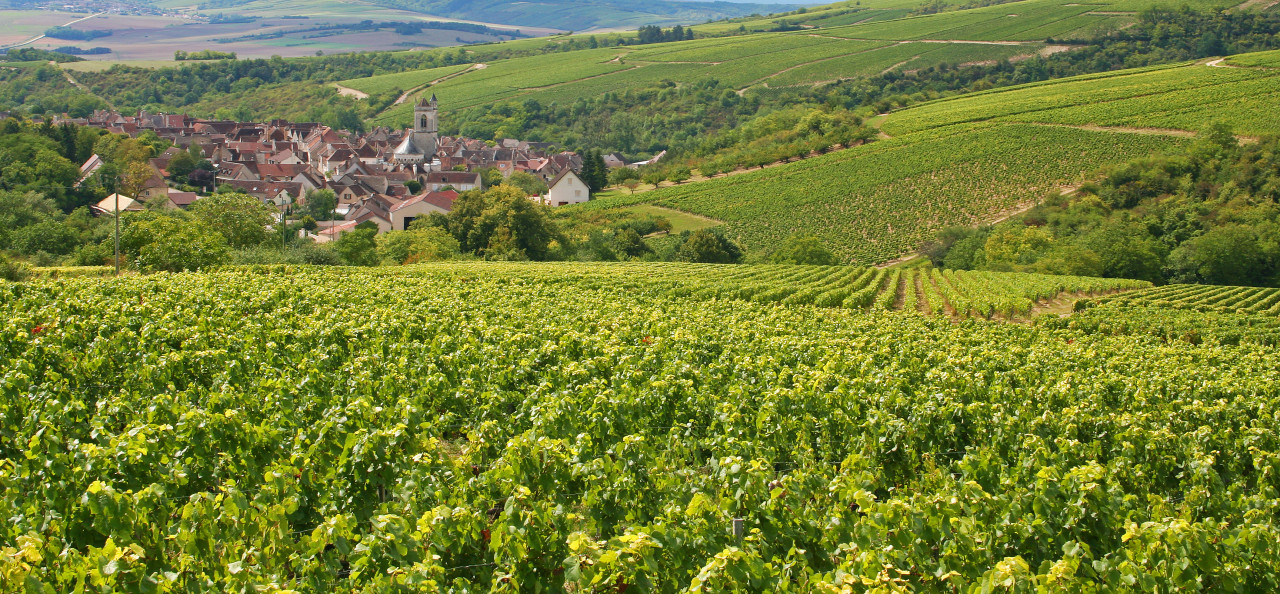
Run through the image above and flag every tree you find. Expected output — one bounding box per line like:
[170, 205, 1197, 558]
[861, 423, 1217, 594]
[377, 226, 460, 265]
[475, 166, 504, 190]
[114, 161, 156, 273]
[641, 170, 665, 188]
[334, 225, 379, 266]
[0, 190, 60, 251]
[128, 215, 229, 272]
[1166, 224, 1263, 285]
[668, 166, 692, 185]
[187, 168, 216, 193]
[166, 148, 196, 182]
[769, 235, 837, 265]
[12, 220, 78, 256]
[405, 180, 423, 194]
[675, 229, 742, 263]
[473, 185, 561, 260]
[613, 228, 652, 259]
[189, 192, 275, 248]
[435, 185, 562, 260]
[504, 171, 548, 196]
[304, 189, 338, 221]
[580, 150, 608, 191]
[608, 167, 640, 189]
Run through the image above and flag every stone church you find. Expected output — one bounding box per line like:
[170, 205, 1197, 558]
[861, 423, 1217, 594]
[391, 94, 439, 167]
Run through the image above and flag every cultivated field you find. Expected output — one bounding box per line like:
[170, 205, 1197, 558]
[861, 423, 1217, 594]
[568, 122, 1187, 263]
[7, 3, 540, 61]
[558, 47, 1280, 264]
[4, 264, 1279, 589]
[0, 9, 92, 47]
[367, 34, 1041, 126]
[881, 60, 1280, 137]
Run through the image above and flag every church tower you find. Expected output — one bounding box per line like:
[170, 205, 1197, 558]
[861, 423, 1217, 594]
[415, 94, 438, 136]
[394, 94, 439, 167]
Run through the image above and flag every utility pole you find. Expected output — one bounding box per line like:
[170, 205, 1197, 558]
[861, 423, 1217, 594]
[114, 191, 121, 275]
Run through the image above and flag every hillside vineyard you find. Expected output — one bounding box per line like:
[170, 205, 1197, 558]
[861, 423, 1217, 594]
[3, 265, 1280, 590]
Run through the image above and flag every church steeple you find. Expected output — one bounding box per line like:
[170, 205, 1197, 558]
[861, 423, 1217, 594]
[394, 94, 440, 165]
[414, 94, 437, 134]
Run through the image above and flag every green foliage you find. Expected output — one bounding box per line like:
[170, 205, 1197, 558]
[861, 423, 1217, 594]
[189, 192, 276, 248]
[334, 226, 380, 266]
[502, 172, 547, 197]
[124, 214, 230, 272]
[932, 132, 1280, 286]
[377, 226, 461, 264]
[579, 124, 1181, 264]
[1, 48, 83, 63]
[0, 252, 32, 281]
[768, 235, 837, 265]
[0, 263, 1272, 592]
[304, 189, 338, 221]
[675, 229, 742, 263]
[434, 185, 564, 260]
[173, 49, 237, 61]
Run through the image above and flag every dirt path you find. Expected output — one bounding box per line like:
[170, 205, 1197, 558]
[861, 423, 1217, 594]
[333, 84, 369, 99]
[891, 274, 908, 309]
[392, 64, 485, 105]
[61, 68, 114, 111]
[880, 58, 917, 75]
[912, 270, 928, 313]
[1231, 0, 1280, 10]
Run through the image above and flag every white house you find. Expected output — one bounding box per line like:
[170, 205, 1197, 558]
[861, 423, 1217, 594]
[539, 169, 588, 207]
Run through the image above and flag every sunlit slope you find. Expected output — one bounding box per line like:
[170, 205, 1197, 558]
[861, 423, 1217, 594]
[351, 0, 1250, 125]
[882, 60, 1280, 137]
[361, 33, 1041, 125]
[570, 123, 1184, 263]
[572, 50, 1280, 264]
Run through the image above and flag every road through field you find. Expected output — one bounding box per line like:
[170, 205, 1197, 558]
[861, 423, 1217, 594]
[0, 11, 102, 50]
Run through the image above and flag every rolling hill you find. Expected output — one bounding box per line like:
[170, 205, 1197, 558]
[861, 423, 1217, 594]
[564, 54, 1280, 264]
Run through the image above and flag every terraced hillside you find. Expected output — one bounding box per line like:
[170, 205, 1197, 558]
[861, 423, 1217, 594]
[569, 53, 1280, 264]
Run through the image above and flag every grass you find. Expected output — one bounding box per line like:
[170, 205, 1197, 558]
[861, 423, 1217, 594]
[61, 60, 180, 72]
[617, 204, 721, 234]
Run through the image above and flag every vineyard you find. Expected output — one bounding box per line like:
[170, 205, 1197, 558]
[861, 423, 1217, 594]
[815, 0, 1131, 42]
[570, 123, 1185, 263]
[3, 265, 1280, 590]
[1088, 284, 1280, 315]
[336, 64, 473, 97]
[367, 32, 1029, 126]
[881, 61, 1280, 137]
[371, 261, 1148, 318]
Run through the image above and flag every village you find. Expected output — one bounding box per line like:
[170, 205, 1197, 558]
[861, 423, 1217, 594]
[65, 95, 645, 241]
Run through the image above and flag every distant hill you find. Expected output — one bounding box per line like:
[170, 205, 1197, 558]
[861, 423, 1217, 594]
[364, 0, 799, 30]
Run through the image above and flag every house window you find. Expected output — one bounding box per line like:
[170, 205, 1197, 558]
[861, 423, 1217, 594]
[575, 190, 581, 197]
